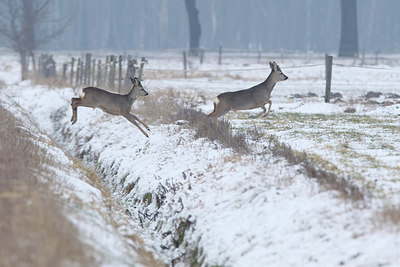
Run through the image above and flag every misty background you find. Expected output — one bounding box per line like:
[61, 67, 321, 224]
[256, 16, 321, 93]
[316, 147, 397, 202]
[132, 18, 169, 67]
[2, 0, 400, 54]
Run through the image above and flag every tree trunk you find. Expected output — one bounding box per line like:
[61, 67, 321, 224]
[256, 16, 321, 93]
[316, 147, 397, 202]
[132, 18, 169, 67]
[20, 51, 28, 80]
[338, 0, 359, 57]
[185, 0, 201, 56]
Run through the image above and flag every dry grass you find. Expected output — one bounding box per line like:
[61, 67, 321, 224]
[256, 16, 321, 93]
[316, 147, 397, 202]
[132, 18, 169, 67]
[135, 89, 249, 153]
[374, 204, 400, 230]
[171, 107, 250, 153]
[30, 74, 70, 88]
[0, 106, 95, 267]
[136, 89, 367, 201]
[267, 135, 366, 202]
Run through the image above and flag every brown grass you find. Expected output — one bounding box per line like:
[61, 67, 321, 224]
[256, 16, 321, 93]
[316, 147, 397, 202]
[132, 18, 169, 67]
[375, 204, 400, 230]
[171, 107, 250, 153]
[30, 74, 70, 88]
[135, 89, 249, 153]
[267, 135, 366, 202]
[136, 89, 367, 201]
[0, 106, 95, 267]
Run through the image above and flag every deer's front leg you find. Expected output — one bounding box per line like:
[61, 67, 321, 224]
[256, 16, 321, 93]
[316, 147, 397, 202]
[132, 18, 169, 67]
[123, 113, 149, 138]
[262, 100, 272, 117]
[130, 114, 150, 131]
[249, 105, 267, 119]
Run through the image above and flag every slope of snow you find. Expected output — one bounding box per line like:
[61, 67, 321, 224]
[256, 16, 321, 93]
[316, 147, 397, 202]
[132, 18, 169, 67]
[1, 51, 400, 266]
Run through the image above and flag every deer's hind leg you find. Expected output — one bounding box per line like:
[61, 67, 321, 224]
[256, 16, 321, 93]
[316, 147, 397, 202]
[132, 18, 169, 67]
[207, 102, 230, 118]
[71, 97, 81, 124]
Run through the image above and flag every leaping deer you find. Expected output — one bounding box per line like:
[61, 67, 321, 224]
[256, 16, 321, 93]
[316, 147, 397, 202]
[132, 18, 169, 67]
[208, 61, 288, 118]
[71, 77, 150, 137]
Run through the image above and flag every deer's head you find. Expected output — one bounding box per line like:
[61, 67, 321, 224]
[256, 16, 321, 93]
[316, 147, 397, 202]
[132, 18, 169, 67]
[269, 61, 288, 83]
[130, 77, 148, 96]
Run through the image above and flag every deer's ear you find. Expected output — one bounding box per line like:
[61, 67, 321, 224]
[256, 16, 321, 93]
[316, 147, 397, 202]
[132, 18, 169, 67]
[269, 62, 274, 70]
[130, 77, 139, 85]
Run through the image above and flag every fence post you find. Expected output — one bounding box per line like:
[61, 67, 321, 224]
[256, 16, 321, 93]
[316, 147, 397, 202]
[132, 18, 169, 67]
[62, 63, 68, 80]
[183, 52, 187, 78]
[325, 54, 333, 103]
[118, 55, 123, 93]
[124, 58, 136, 91]
[70, 57, 75, 85]
[84, 53, 92, 86]
[75, 58, 81, 88]
[91, 58, 96, 86]
[199, 48, 204, 64]
[108, 55, 116, 89]
[97, 60, 102, 86]
[375, 51, 379, 65]
[138, 57, 147, 81]
[218, 45, 222, 65]
[80, 58, 84, 85]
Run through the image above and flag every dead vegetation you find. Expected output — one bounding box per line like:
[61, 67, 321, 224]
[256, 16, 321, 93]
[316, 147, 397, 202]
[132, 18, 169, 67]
[267, 136, 366, 201]
[0, 106, 95, 267]
[376, 204, 400, 229]
[136, 89, 249, 153]
[135, 89, 367, 201]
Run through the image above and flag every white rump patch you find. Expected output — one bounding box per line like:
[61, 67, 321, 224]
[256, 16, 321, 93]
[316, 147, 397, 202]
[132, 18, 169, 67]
[79, 89, 85, 98]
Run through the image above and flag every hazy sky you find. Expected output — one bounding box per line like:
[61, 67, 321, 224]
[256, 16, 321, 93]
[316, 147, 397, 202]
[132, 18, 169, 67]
[2, 0, 400, 53]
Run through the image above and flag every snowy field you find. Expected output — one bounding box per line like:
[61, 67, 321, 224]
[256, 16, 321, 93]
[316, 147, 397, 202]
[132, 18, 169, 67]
[1, 50, 400, 266]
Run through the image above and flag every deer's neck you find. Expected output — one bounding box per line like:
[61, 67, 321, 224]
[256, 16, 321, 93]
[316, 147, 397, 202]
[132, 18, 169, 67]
[262, 73, 276, 92]
[128, 89, 139, 103]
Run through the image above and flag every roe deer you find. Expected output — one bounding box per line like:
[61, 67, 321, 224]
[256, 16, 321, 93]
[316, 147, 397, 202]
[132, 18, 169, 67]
[71, 77, 150, 137]
[208, 61, 288, 118]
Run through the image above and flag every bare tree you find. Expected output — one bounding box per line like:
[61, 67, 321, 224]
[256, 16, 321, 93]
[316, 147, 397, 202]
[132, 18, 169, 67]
[0, 0, 69, 80]
[184, 0, 201, 56]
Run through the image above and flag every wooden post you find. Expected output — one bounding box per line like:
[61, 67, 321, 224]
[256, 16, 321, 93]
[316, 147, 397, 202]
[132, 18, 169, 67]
[375, 51, 379, 65]
[80, 58, 84, 86]
[75, 58, 81, 88]
[62, 63, 68, 80]
[70, 57, 75, 85]
[138, 57, 147, 81]
[325, 54, 333, 103]
[257, 50, 262, 64]
[38, 55, 42, 73]
[104, 56, 109, 87]
[199, 48, 204, 64]
[118, 55, 123, 93]
[183, 52, 187, 78]
[124, 59, 136, 91]
[96, 60, 102, 86]
[91, 58, 96, 85]
[108, 55, 116, 89]
[84, 53, 91, 85]
[218, 45, 222, 65]
[361, 49, 365, 66]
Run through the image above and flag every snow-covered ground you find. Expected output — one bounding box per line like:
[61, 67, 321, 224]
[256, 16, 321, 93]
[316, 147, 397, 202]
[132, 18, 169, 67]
[1, 50, 400, 266]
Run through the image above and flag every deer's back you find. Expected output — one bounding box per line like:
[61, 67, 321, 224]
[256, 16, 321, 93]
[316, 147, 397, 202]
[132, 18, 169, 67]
[81, 87, 129, 115]
[218, 85, 268, 110]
